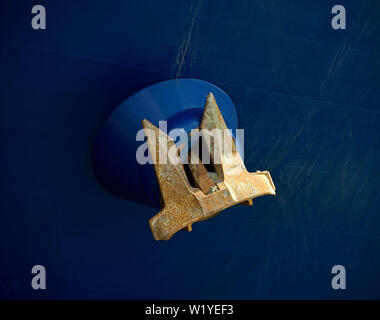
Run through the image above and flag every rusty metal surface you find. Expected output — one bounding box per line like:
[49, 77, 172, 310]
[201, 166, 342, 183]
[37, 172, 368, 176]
[142, 93, 276, 240]
[188, 158, 215, 194]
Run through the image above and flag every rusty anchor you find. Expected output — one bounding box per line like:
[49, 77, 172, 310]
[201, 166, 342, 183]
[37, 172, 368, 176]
[142, 92, 275, 240]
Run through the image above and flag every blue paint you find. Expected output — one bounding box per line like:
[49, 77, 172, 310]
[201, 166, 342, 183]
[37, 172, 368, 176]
[0, 0, 379, 299]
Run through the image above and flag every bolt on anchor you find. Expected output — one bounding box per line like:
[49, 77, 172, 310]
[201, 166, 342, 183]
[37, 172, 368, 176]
[142, 92, 275, 240]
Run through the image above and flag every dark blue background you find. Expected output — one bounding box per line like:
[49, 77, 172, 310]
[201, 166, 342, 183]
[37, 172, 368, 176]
[1, 0, 379, 299]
